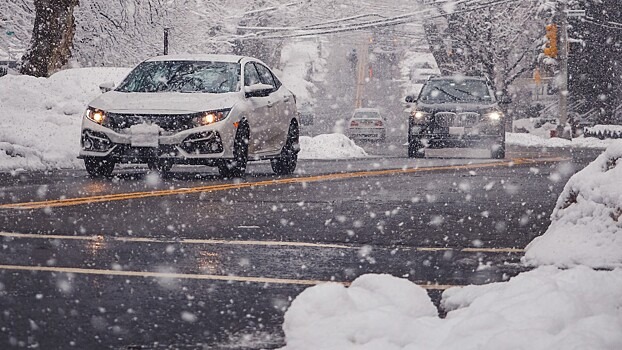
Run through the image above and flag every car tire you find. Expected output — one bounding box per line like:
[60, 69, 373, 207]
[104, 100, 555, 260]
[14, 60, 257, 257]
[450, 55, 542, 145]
[148, 160, 173, 173]
[408, 137, 425, 158]
[84, 157, 115, 178]
[218, 124, 249, 178]
[491, 143, 506, 159]
[271, 121, 299, 175]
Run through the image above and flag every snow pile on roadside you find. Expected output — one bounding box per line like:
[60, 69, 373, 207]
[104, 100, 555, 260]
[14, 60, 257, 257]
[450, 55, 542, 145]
[281, 268, 622, 350]
[278, 39, 326, 106]
[512, 117, 557, 138]
[298, 134, 368, 160]
[0, 68, 130, 171]
[524, 140, 622, 268]
[506, 132, 615, 149]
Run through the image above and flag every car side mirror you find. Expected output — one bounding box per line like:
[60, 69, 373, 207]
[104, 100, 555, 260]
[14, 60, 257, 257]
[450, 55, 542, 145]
[498, 95, 512, 105]
[245, 83, 275, 98]
[405, 95, 417, 103]
[99, 82, 115, 93]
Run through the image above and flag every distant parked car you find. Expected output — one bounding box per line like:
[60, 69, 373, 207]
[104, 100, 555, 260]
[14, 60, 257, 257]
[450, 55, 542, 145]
[406, 76, 509, 159]
[346, 108, 386, 142]
[79, 54, 299, 177]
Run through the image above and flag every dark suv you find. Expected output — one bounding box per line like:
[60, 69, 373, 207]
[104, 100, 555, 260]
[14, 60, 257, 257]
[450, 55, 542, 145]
[405, 76, 509, 159]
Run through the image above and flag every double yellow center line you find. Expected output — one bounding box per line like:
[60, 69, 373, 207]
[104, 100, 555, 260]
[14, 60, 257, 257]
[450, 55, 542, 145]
[0, 157, 566, 210]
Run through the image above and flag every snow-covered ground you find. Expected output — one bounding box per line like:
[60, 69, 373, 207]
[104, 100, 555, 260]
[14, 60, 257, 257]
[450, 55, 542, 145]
[281, 268, 622, 350]
[0, 68, 130, 171]
[524, 141, 622, 269]
[280, 141, 622, 349]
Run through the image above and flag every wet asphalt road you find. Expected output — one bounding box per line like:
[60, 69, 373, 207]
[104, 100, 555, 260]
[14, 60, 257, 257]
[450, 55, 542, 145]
[0, 146, 602, 349]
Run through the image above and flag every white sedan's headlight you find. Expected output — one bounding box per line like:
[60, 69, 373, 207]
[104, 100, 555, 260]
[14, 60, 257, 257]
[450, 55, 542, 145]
[84, 107, 107, 125]
[193, 109, 231, 127]
[486, 111, 503, 121]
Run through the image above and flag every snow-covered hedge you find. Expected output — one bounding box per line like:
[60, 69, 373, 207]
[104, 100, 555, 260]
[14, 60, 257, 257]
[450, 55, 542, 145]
[0, 68, 130, 171]
[584, 125, 622, 140]
[281, 268, 622, 349]
[524, 141, 622, 268]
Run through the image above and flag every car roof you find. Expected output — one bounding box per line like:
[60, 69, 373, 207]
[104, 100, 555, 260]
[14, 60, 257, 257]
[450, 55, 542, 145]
[428, 75, 488, 82]
[146, 54, 247, 63]
[354, 108, 381, 113]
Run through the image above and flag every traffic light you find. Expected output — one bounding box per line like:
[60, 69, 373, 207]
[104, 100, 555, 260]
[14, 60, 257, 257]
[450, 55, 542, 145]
[544, 24, 558, 58]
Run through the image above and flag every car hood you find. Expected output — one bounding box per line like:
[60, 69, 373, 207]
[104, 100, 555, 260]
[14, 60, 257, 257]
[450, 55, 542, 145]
[416, 102, 499, 113]
[88, 91, 241, 114]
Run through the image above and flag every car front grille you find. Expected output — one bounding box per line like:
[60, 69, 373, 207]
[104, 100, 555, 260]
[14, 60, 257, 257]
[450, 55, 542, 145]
[106, 113, 199, 132]
[434, 112, 480, 128]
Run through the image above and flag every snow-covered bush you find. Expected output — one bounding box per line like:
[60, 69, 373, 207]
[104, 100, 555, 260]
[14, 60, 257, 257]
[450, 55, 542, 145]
[524, 140, 622, 268]
[0, 68, 130, 170]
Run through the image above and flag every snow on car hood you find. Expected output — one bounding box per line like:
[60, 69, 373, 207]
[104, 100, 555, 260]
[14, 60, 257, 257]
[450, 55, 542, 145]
[88, 91, 241, 114]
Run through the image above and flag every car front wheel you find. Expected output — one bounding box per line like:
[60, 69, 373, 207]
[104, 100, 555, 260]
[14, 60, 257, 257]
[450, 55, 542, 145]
[408, 136, 425, 158]
[219, 124, 249, 178]
[271, 122, 299, 175]
[84, 157, 115, 178]
[491, 142, 506, 159]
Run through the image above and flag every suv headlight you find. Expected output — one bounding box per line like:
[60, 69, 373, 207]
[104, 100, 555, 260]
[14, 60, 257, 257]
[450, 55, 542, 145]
[411, 110, 430, 120]
[486, 111, 503, 121]
[84, 107, 107, 125]
[193, 109, 231, 127]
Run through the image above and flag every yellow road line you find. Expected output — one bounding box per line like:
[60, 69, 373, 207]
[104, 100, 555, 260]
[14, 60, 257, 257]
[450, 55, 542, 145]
[0, 264, 457, 290]
[462, 247, 525, 253]
[0, 157, 567, 210]
[0, 231, 525, 253]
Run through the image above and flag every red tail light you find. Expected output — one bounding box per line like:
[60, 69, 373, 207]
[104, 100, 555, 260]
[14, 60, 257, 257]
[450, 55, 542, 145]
[351, 121, 359, 127]
[374, 120, 383, 127]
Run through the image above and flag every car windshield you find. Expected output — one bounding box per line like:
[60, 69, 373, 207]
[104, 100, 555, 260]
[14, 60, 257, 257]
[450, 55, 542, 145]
[117, 61, 241, 93]
[419, 79, 494, 103]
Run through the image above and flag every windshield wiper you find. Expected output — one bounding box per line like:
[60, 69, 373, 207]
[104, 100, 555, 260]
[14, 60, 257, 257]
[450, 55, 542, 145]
[430, 87, 460, 100]
[452, 87, 485, 101]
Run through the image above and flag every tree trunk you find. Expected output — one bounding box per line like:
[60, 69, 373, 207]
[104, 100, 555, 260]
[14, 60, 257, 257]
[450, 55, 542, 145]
[20, 0, 79, 77]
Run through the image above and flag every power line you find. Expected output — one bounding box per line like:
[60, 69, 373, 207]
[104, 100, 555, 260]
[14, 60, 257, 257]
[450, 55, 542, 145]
[232, 0, 520, 41]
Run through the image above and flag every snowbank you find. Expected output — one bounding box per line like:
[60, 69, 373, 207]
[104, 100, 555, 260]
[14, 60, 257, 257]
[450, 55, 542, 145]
[298, 134, 368, 160]
[506, 132, 615, 149]
[524, 141, 622, 268]
[0, 68, 130, 171]
[281, 268, 622, 350]
[512, 117, 558, 138]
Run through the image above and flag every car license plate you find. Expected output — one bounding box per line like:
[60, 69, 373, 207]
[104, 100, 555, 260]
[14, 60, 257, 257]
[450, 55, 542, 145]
[449, 127, 465, 135]
[130, 124, 160, 148]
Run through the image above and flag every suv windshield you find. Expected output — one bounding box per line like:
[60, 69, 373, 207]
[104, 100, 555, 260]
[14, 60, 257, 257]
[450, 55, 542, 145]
[117, 61, 241, 93]
[419, 79, 494, 103]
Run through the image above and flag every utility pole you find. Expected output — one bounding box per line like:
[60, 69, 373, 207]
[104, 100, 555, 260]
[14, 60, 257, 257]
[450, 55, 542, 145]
[164, 28, 170, 55]
[354, 35, 369, 109]
[557, 1, 570, 139]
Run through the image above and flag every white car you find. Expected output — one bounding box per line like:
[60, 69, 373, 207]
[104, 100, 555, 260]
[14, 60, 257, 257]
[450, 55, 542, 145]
[79, 54, 299, 177]
[346, 108, 386, 142]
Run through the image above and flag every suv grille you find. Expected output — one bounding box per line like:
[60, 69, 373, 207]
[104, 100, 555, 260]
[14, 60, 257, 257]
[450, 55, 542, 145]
[434, 112, 480, 127]
[106, 113, 198, 132]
